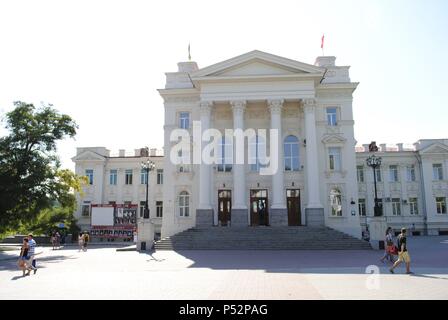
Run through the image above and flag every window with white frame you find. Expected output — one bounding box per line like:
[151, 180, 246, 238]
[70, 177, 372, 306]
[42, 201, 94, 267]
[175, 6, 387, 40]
[433, 164, 444, 180]
[436, 197, 446, 214]
[156, 201, 163, 217]
[389, 165, 399, 182]
[85, 169, 93, 185]
[326, 107, 337, 126]
[178, 191, 190, 217]
[409, 198, 418, 215]
[179, 112, 190, 129]
[81, 201, 91, 217]
[140, 169, 148, 185]
[109, 169, 117, 185]
[330, 188, 342, 216]
[328, 147, 341, 171]
[250, 135, 267, 172]
[392, 198, 401, 215]
[406, 165, 416, 182]
[217, 136, 233, 172]
[284, 135, 300, 171]
[375, 167, 382, 182]
[157, 169, 163, 184]
[358, 198, 366, 216]
[357, 166, 364, 183]
[125, 169, 133, 185]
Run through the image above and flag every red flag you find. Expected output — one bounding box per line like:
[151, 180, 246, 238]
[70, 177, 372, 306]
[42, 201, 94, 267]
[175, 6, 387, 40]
[321, 34, 325, 49]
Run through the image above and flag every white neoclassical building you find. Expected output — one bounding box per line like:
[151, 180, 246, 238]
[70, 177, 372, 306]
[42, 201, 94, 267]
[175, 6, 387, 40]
[72, 50, 448, 241]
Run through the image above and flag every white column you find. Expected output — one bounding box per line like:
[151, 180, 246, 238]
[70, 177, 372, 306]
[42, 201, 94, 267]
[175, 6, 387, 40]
[304, 99, 323, 208]
[198, 101, 212, 209]
[268, 99, 286, 209]
[231, 100, 247, 209]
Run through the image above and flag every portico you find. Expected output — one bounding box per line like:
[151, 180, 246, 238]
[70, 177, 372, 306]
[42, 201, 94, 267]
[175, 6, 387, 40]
[193, 97, 324, 228]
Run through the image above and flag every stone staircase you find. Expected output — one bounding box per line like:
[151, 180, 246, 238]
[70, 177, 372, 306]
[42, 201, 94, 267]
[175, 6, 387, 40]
[154, 226, 372, 250]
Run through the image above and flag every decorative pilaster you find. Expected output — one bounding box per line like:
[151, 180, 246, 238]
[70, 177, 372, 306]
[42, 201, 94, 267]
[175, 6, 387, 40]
[198, 101, 212, 210]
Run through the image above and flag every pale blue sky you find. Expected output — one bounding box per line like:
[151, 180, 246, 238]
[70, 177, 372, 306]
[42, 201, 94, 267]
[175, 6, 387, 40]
[0, 0, 447, 170]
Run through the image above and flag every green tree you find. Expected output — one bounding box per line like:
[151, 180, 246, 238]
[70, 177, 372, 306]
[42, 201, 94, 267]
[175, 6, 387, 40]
[0, 101, 82, 234]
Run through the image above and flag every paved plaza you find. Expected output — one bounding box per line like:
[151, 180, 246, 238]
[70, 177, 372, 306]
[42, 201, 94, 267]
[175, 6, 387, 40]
[0, 236, 447, 300]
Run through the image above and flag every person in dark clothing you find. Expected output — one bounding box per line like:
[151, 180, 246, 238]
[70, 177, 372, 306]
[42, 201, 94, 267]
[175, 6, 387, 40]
[390, 228, 413, 274]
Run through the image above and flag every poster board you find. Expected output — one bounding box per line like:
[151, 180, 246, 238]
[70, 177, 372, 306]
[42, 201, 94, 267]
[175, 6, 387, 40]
[91, 206, 114, 226]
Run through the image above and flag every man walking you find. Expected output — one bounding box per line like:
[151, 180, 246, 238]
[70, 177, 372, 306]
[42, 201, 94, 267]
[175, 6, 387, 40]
[27, 233, 38, 274]
[390, 228, 413, 274]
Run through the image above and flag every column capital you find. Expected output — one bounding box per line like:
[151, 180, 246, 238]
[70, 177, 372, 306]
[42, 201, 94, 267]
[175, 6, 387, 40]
[230, 100, 246, 117]
[199, 101, 213, 115]
[303, 98, 316, 113]
[267, 99, 284, 115]
[230, 100, 247, 109]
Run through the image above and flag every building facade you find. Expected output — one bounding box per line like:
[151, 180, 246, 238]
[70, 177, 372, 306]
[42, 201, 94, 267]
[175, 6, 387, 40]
[73, 50, 448, 240]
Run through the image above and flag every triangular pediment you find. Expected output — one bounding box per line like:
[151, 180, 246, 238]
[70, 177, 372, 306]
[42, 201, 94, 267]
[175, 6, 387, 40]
[191, 50, 324, 78]
[72, 150, 107, 162]
[322, 134, 347, 144]
[419, 143, 448, 155]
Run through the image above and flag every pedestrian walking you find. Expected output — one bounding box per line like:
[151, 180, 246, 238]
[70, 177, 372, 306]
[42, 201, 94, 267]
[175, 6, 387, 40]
[51, 232, 56, 250]
[78, 232, 84, 251]
[380, 227, 396, 263]
[55, 231, 61, 249]
[82, 232, 89, 251]
[27, 233, 38, 274]
[390, 228, 413, 274]
[18, 238, 34, 276]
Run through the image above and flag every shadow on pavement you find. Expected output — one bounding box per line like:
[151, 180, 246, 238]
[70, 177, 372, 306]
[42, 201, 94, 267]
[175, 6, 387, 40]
[0, 254, 78, 272]
[163, 236, 448, 275]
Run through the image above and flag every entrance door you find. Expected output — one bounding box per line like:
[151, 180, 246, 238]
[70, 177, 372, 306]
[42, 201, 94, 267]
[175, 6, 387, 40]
[286, 189, 301, 226]
[250, 189, 269, 226]
[218, 190, 231, 226]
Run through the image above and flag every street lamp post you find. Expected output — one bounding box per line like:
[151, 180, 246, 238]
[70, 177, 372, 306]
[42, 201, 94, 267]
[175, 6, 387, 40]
[366, 154, 382, 217]
[141, 159, 155, 219]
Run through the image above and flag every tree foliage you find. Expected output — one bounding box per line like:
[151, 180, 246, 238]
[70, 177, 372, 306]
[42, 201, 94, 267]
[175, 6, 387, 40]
[0, 101, 82, 234]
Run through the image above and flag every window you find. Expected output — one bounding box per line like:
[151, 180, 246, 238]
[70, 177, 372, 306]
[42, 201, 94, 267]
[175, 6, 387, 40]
[140, 169, 148, 185]
[377, 199, 383, 215]
[81, 201, 91, 217]
[409, 198, 418, 215]
[179, 112, 190, 129]
[326, 107, 337, 126]
[375, 168, 382, 182]
[109, 169, 117, 185]
[392, 198, 401, 215]
[156, 201, 163, 218]
[436, 197, 446, 214]
[139, 201, 146, 218]
[358, 198, 366, 216]
[389, 165, 399, 182]
[406, 165, 416, 182]
[125, 169, 133, 185]
[284, 135, 300, 171]
[433, 164, 443, 180]
[330, 188, 342, 216]
[179, 191, 190, 217]
[157, 169, 163, 184]
[250, 135, 267, 172]
[85, 169, 93, 185]
[357, 166, 364, 183]
[328, 147, 341, 171]
[217, 136, 233, 172]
